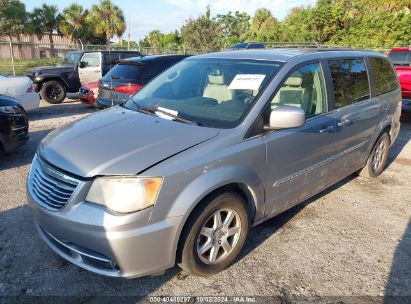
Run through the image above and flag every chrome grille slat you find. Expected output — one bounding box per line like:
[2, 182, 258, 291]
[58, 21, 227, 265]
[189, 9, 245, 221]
[33, 171, 73, 197]
[32, 187, 63, 208]
[34, 167, 77, 190]
[29, 155, 80, 211]
[32, 178, 71, 202]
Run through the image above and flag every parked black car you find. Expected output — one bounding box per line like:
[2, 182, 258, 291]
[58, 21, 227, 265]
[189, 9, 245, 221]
[25, 50, 141, 104]
[228, 42, 266, 50]
[97, 54, 190, 108]
[0, 95, 29, 153]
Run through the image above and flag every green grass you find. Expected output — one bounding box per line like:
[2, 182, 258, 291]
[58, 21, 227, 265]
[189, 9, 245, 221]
[0, 58, 62, 75]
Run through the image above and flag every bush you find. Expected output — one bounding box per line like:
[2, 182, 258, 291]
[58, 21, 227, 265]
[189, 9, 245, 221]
[0, 58, 63, 75]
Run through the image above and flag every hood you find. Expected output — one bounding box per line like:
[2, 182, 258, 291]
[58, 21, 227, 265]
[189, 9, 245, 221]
[26, 65, 75, 75]
[39, 107, 219, 177]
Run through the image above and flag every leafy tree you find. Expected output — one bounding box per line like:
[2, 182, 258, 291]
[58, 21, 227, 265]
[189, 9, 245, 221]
[0, 0, 27, 41]
[180, 7, 222, 50]
[0, 0, 27, 58]
[162, 31, 181, 48]
[29, 4, 61, 54]
[214, 11, 251, 47]
[251, 8, 280, 42]
[87, 0, 125, 44]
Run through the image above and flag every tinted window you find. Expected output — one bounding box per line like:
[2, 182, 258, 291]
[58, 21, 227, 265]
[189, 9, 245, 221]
[389, 51, 410, 62]
[370, 57, 399, 96]
[328, 59, 370, 108]
[103, 63, 142, 82]
[141, 60, 179, 80]
[103, 53, 121, 65]
[271, 62, 327, 118]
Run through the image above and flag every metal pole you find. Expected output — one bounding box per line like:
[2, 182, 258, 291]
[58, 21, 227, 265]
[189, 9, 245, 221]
[9, 40, 15, 76]
[128, 16, 131, 50]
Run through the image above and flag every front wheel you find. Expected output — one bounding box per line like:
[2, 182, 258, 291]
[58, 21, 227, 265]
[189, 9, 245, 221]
[359, 133, 390, 178]
[178, 192, 250, 277]
[40, 80, 66, 104]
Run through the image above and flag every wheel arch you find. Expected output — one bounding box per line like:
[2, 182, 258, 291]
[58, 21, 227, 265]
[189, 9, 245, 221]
[173, 179, 262, 264]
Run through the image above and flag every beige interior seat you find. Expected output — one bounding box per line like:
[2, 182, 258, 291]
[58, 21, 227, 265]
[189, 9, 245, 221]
[203, 73, 233, 103]
[271, 76, 305, 109]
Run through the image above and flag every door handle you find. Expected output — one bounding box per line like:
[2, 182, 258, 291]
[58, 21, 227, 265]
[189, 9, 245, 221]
[319, 125, 335, 134]
[337, 119, 351, 127]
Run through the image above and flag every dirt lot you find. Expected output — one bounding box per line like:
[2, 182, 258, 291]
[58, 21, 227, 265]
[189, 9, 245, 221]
[0, 99, 410, 302]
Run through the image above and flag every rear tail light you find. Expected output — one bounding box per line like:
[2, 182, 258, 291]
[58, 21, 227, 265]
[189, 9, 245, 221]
[114, 84, 143, 95]
[27, 83, 34, 92]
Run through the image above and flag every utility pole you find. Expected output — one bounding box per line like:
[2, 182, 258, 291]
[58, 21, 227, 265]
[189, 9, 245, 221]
[128, 16, 131, 50]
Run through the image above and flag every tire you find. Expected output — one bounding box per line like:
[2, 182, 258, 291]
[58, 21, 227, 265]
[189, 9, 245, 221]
[358, 132, 390, 178]
[40, 80, 66, 104]
[178, 192, 250, 277]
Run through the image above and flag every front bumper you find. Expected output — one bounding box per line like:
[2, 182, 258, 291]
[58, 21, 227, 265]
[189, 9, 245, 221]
[29, 197, 182, 278]
[0, 113, 29, 153]
[27, 168, 183, 278]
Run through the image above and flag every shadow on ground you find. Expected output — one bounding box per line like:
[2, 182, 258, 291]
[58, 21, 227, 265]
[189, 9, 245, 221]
[384, 220, 411, 304]
[28, 101, 95, 122]
[0, 129, 54, 171]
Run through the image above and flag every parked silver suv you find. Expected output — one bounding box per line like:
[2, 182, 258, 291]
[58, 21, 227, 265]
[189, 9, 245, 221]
[27, 49, 401, 278]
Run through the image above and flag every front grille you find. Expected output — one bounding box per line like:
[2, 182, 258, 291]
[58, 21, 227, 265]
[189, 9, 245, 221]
[29, 155, 80, 211]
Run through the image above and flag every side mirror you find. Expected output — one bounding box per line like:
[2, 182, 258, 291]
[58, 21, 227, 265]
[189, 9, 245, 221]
[79, 61, 87, 68]
[266, 105, 305, 130]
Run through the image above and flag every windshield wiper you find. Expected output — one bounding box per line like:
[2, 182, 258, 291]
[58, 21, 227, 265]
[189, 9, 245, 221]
[154, 107, 200, 125]
[134, 104, 199, 125]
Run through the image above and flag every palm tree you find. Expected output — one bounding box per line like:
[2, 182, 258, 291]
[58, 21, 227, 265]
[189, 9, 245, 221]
[59, 3, 90, 45]
[30, 4, 61, 55]
[87, 0, 126, 44]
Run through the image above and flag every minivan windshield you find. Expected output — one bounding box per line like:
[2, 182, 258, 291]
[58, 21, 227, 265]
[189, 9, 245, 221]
[124, 58, 282, 128]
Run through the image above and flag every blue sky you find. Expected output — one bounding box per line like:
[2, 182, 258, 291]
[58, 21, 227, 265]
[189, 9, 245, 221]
[22, 0, 317, 41]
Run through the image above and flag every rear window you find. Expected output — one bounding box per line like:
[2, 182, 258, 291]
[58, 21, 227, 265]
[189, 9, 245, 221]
[103, 63, 142, 82]
[328, 59, 370, 108]
[369, 57, 399, 96]
[389, 51, 410, 63]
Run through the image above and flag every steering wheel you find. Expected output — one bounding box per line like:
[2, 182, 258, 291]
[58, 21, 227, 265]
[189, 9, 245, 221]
[236, 92, 255, 104]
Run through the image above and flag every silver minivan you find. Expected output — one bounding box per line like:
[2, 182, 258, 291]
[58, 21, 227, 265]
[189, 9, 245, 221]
[27, 49, 401, 278]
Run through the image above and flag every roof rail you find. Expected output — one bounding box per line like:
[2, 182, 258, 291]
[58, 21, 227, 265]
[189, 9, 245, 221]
[265, 41, 320, 48]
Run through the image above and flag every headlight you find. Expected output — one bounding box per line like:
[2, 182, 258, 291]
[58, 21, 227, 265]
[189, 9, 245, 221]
[0, 106, 23, 115]
[34, 71, 42, 76]
[85, 177, 163, 213]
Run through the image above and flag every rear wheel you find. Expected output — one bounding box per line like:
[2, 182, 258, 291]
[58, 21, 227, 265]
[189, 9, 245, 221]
[178, 192, 249, 277]
[40, 80, 66, 104]
[359, 133, 390, 178]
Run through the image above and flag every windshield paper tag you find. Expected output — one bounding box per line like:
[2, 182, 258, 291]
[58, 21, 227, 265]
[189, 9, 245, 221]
[228, 74, 266, 90]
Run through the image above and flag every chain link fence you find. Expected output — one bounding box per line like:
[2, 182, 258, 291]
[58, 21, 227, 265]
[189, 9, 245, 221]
[0, 40, 392, 76]
[0, 41, 216, 75]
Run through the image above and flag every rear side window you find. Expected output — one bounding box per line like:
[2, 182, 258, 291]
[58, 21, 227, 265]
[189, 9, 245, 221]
[328, 59, 370, 108]
[104, 63, 142, 82]
[369, 57, 399, 96]
[388, 51, 410, 63]
[103, 53, 121, 65]
[141, 60, 179, 81]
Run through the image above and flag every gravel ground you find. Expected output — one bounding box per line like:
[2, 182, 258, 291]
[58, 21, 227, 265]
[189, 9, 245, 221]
[0, 99, 410, 302]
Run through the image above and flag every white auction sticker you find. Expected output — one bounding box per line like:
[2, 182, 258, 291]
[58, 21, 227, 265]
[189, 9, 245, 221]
[156, 106, 178, 120]
[228, 74, 266, 90]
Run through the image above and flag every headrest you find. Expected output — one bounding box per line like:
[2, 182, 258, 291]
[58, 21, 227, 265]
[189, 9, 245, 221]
[284, 76, 302, 87]
[208, 74, 225, 85]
